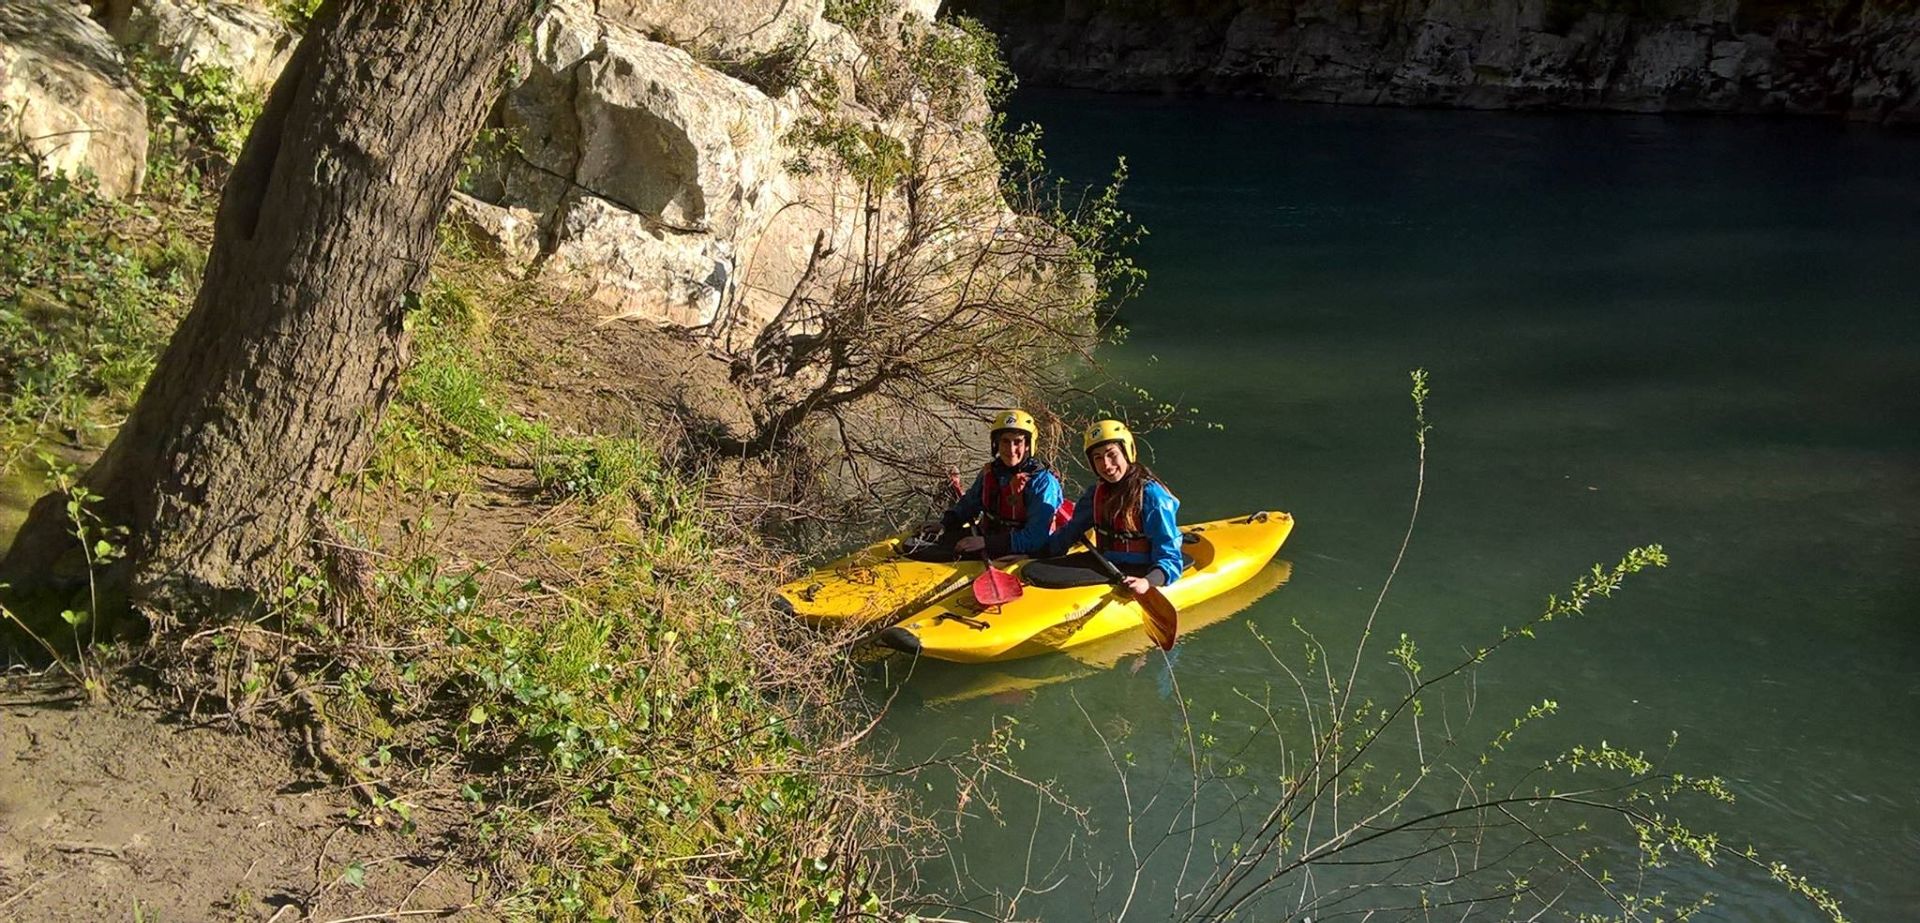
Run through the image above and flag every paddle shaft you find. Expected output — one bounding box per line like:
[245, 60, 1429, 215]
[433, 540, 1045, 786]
[1084, 544, 1131, 584]
[949, 469, 1022, 606]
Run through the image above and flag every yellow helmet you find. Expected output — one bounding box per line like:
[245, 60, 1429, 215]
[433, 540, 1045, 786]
[990, 408, 1038, 449]
[1082, 418, 1136, 463]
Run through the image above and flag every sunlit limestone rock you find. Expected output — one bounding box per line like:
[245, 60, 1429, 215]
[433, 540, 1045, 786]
[901, 0, 944, 21]
[546, 19, 779, 238]
[465, 0, 972, 345]
[0, 1, 148, 198]
[445, 192, 543, 265]
[121, 0, 296, 90]
[543, 191, 744, 329]
[597, 0, 826, 57]
[483, 1, 789, 330]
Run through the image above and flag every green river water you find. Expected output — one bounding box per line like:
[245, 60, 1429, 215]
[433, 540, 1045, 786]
[873, 92, 1920, 920]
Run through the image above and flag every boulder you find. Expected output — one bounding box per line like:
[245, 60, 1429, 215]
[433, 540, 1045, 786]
[573, 35, 781, 237]
[545, 190, 739, 329]
[1613, 26, 1712, 110]
[900, 0, 943, 21]
[444, 192, 543, 265]
[123, 0, 297, 90]
[493, 2, 794, 327]
[1858, 15, 1920, 124]
[468, 0, 1003, 343]
[507, 3, 783, 238]
[598, 0, 826, 58]
[0, 1, 148, 199]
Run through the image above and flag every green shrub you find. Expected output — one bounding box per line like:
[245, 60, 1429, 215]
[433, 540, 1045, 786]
[709, 27, 822, 98]
[916, 15, 1014, 111]
[824, 0, 897, 30]
[269, 0, 323, 32]
[0, 157, 183, 468]
[132, 56, 265, 197]
[318, 268, 907, 918]
[783, 115, 912, 186]
[0, 54, 261, 472]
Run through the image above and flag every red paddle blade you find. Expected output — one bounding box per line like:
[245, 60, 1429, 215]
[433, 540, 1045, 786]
[1139, 588, 1178, 651]
[1051, 498, 1075, 531]
[973, 566, 1023, 607]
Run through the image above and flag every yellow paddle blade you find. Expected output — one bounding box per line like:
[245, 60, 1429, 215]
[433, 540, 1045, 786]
[1139, 587, 1178, 651]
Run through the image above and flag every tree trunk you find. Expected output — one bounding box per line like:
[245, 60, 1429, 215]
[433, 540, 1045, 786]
[1, 0, 536, 624]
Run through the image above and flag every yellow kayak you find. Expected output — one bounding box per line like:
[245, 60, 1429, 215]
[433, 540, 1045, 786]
[906, 559, 1295, 705]
[877, 511, 1294, 663]
[775, 533, 987, 629]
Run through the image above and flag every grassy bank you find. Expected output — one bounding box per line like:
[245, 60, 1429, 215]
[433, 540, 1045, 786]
[0, 65, 928, 919]
[301, 262, 918, 918]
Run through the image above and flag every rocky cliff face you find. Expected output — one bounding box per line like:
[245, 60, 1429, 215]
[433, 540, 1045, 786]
[955, 0, 1920, 123]
[459, 0, 1007, 347]
[6, 0, 1008, 352]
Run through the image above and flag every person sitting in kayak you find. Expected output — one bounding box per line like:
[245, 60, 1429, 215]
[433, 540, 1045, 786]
[1025, 419, 1182, 596]
[906, 409, 1063, 562]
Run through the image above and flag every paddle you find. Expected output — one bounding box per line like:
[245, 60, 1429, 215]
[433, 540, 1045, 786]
[1085, 545, 1178, 651]
[947, 470, 1023, 607]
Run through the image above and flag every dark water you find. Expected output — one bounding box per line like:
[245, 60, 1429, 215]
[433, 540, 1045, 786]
[876, 92, 1920, 920]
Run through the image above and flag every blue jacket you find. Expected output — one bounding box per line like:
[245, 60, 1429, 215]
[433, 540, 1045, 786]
[1047, 479, 1183, 584]
[943, 460, 1063, 555]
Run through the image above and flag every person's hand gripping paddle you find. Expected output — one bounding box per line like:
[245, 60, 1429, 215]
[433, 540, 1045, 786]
[949, 470, 1022, 607]
[1086, 545, 1178, 651]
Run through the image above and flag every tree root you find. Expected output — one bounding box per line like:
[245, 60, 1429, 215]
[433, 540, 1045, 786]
[294, 682, 383, 806]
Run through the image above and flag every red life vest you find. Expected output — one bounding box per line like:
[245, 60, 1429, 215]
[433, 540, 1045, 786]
[978, 462, 1030, 533]
[1091, 482, 1152, 554]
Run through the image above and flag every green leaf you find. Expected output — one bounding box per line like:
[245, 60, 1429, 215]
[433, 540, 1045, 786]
[467, 704, 488, 725]
[342, 861, 366, 888]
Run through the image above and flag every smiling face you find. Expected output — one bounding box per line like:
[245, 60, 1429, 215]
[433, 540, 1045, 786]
[1087, 441, 1130, 483]
[995, 431, 1030, 467]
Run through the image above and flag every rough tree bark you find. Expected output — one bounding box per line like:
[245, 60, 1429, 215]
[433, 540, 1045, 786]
[0, 0, 537, 622]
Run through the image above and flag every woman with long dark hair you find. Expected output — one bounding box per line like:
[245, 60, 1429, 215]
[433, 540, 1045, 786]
[1024, 419, 1183, 595]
